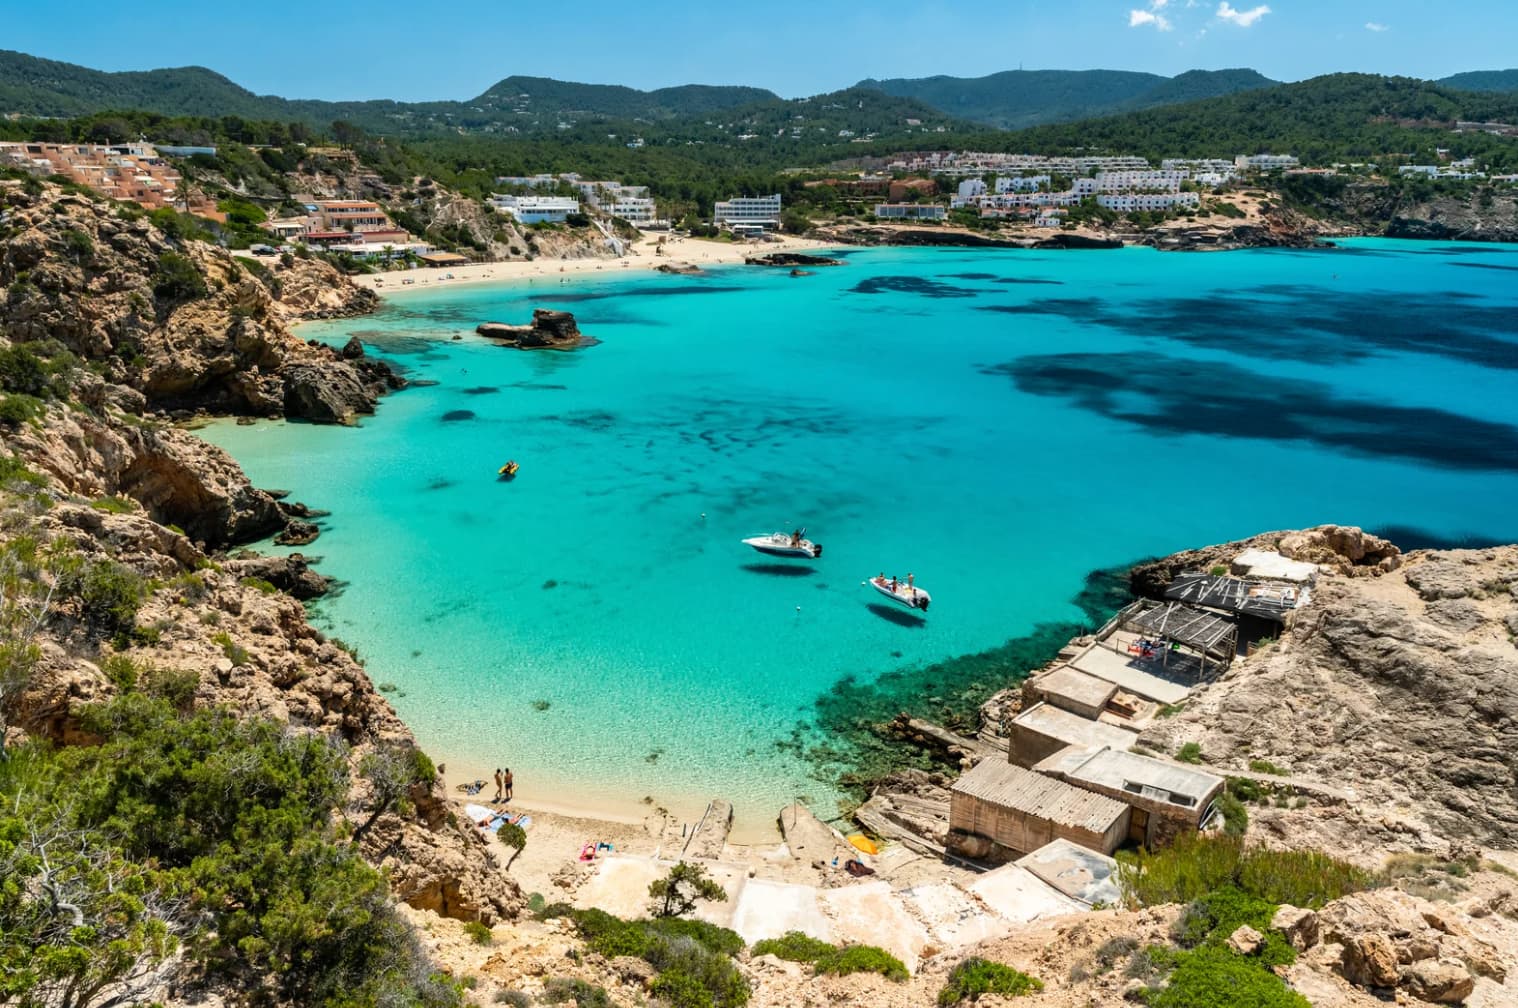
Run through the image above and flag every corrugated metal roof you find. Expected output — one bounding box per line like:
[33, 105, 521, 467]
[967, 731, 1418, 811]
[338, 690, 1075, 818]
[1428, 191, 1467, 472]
[951, 760, 1128, 833]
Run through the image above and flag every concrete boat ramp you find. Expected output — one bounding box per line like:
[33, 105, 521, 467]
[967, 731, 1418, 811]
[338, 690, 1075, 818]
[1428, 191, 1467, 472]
[571, 837, 1113, 971]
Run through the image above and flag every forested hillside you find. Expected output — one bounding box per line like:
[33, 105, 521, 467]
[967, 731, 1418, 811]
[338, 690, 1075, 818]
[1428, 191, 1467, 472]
[970, 74, 1518, 166]
[859, 67, 1277, 129]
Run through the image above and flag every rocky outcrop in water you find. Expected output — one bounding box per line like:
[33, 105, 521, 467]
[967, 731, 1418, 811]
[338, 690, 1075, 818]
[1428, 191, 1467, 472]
[744, 252, 845, 267]
[477, 309, 590, 350]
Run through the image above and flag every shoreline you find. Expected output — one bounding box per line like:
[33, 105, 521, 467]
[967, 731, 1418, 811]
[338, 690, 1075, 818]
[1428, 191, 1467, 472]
[348, 232, 844, 297]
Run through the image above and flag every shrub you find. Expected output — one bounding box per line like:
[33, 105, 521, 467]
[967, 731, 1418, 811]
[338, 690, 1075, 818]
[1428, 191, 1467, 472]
[1247, 759, 1285, 776]
[751, 931, 836, 963]
[938, 957, 1043, 1004]
[816, 944, 909, 982]
[541, 978, 613, 1008]
[211, 631, 250, 667]
[102, 652, 138, 691]
[1117, 834, 1368, 910]
[494, 991, 530, 1007]
[1143, 945, 1309, 1008]
[1176, 742, 1204, 764]
[239, 576, 278, 595]
[60, 558, 147, 637]
[1173, 886, 1296, 966]
[649, 861, 727, 918]
[1227, 777, 1267, 803]
[462, 920, 493, 945]
[153, 251, 208, 304]
[1218, 792, 1250, 836]
[646, 917, 744, 957]
[0, 393, 45, 427]
[62, 228, 95, 262]
[91, 495, 136, 515]
[143, 666, 199, 711]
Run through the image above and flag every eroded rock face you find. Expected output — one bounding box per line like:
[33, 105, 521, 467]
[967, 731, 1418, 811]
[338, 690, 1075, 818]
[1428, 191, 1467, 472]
[1142, 545, 1518, 852]
[476, 310, 588, 350]
[10, 407, 284, 548]
[1129, 524, 1401, 598]
[0, 178, 391, 423]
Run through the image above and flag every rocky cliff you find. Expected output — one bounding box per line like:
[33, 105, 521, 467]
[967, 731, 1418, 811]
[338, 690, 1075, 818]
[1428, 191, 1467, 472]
[1137, 531, 1517, 861]
[0, 180, 521, 937]
[0, 177, 392, 423]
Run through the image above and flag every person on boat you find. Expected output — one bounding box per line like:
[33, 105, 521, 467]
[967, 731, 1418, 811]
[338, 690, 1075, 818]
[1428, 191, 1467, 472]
[790, 529, 802, 547]
[890, 576, 898, 592]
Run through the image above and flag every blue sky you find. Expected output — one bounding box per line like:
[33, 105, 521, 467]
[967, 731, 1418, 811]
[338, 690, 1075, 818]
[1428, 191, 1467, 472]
[4, 1, 1513, 100]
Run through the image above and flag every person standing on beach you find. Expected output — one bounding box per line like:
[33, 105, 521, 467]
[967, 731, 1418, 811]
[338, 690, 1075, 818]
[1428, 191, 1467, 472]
[492, 768, 503, 802]
[503, 768, 514, 802]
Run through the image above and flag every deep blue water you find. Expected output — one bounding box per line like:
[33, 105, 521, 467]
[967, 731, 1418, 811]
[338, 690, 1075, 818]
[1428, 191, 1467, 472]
[202, 240, 1518, 833]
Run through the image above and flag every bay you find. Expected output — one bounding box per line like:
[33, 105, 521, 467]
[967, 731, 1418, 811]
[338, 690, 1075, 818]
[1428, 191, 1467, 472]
[202, 240, 1518, 835]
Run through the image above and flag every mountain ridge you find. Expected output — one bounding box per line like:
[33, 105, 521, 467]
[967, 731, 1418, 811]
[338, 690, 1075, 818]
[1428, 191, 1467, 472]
[856, 67, 1279, 129]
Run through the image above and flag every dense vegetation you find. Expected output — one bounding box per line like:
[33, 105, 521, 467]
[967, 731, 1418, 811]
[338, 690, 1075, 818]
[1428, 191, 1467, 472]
[973, 74, 1518, 167]
[861, 68, 1277, 130]
[937, 957, 1043, 1004]
[539, 905, 749, 1008]
[1112, 834, 1370, 1008]
[750, 931, 908, 981]
[0, 693, 453, 1008]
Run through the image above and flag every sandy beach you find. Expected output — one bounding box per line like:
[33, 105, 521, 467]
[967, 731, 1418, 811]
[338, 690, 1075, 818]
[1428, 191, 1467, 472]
[350, 232, 843, 296]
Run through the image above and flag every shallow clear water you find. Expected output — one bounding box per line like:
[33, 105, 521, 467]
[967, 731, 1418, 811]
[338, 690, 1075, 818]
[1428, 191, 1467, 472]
[202, 240, 1518, 833]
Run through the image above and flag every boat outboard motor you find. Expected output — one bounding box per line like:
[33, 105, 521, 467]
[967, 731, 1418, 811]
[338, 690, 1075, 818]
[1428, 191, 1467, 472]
[813, 543, 823, 557]
[917, 597, 929, 611]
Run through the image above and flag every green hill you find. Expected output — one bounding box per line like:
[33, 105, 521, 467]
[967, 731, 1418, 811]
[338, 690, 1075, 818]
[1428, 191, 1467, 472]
[980, 73, 1518, 166]
[0, 50, 775, 136]
[857, 67, 1277, 129]
[1438, 69, 1518, 93]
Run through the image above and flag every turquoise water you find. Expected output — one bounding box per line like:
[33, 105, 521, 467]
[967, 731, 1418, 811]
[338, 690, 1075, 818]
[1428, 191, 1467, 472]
[202, 240, 1518, 833]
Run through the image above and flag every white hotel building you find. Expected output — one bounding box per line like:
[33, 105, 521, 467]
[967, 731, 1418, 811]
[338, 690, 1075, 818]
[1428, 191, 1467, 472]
[1096, 192, 1200, 212]
[713, 194, 782, 233]
[489, 194, 582, 224]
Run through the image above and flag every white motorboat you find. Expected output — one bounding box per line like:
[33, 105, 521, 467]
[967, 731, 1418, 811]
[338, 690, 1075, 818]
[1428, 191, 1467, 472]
[742, 531, 822, 559]
[869, 574, 930, 612]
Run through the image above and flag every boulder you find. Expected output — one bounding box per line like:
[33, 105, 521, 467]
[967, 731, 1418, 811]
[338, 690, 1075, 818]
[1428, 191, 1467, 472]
[1273, 905, 1320, 951]
[224, 554, 331, 600]
[476, 309, 587, 350]
[1227, 924, 1265, 956]
[1401, 958, 1475, 1004]
[281, 361, 380, 424]
[1340, 933, 1400, 988]
[274, 520, 320, 547]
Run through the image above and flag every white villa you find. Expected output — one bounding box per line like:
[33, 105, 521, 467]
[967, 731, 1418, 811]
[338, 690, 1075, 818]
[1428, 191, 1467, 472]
[490, 194, 582, 224]
[714, 194, 782, 233]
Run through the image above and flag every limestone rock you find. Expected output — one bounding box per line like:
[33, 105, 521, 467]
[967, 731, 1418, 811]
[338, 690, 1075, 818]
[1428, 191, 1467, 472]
[274, 519, 320, 546]
[477, 310, 588, 350]
[1341, 933, 1400, 988]
[1275, 906, 1320, 951]
[1228, 924, 1265, 955]
[1402, 958, 1476, 1004]
[224, 554, 331, 600]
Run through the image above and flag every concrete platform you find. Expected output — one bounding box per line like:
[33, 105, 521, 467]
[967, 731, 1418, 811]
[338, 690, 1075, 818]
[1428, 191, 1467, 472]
[728, 878, 832, 945]
[819, 880, 931, 972]
[898, 882, 1012, 947]
[1071, 645, 1194, 705]
[1015, 838, 1123, 907]
[967, 863, 1087, 923]
[573, 856, 669, 919]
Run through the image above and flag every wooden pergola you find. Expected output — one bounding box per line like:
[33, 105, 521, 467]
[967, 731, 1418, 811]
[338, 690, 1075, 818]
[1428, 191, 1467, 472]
[1126, 600, 1238, 673]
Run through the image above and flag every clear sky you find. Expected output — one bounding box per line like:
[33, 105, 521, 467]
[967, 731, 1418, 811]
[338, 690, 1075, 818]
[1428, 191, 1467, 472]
[4, 0, 1513, 101]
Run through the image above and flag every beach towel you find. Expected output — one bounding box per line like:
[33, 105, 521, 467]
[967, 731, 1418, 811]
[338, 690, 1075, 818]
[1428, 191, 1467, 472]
[464, 803, 508, 832]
